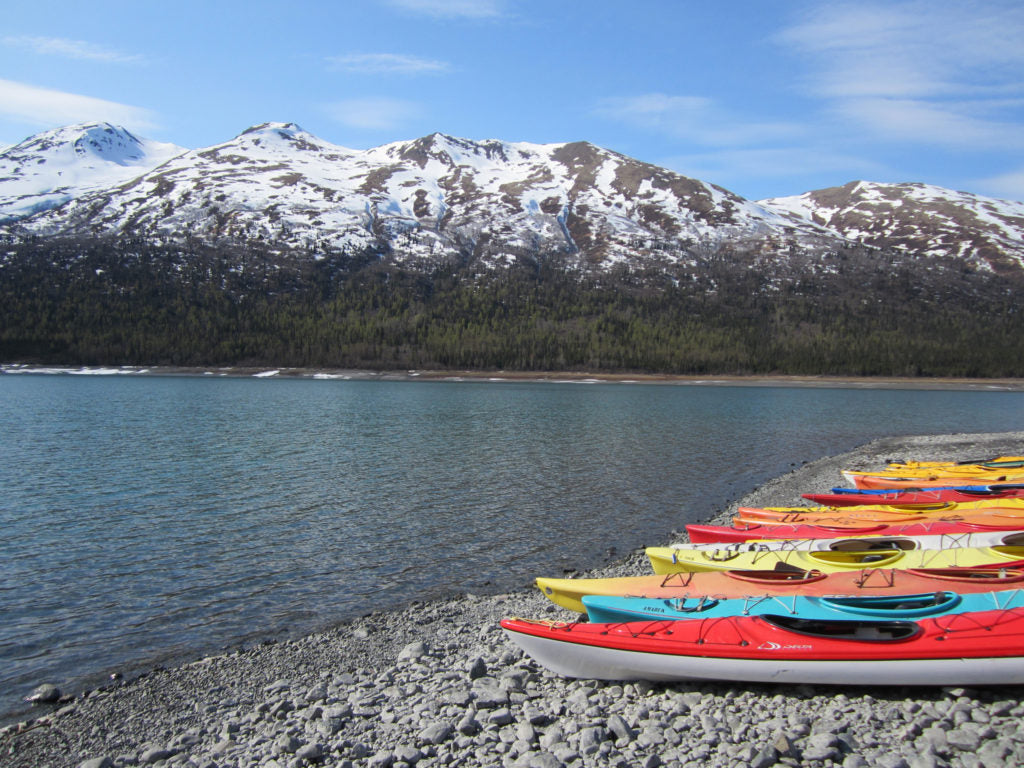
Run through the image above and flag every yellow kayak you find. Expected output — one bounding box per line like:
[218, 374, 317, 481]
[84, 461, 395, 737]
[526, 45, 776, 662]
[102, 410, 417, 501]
[645, 544, 1024, 574]
[733, 509, 1024, 529]
[884, 456, 1024, 470]
[843, 463, 1024, 490]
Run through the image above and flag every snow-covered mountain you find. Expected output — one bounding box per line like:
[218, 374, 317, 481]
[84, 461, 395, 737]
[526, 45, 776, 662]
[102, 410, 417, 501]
[0, 123, 185, 222]
[761, 181, 1024, 274]
[1, 122, 1022, 276]
[0, 122, 840, 270]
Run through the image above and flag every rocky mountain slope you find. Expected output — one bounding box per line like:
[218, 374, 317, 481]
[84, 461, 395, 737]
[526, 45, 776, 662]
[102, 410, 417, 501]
[0, 122, 853, 272]
[1, 122, 1022, 279]
[763, 182, 1024, 275]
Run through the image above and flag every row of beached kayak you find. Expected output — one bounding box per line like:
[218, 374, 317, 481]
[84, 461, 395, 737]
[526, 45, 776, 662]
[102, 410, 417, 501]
[501, 453, 1024, 686]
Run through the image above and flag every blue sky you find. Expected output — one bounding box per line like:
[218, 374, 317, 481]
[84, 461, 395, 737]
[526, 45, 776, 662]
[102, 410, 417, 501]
[1, 0, 1023, 201]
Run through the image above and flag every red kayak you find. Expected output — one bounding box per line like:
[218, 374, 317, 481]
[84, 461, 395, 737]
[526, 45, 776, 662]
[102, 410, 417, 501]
[687, 519, 1024, 544]
[804, 485, 1024, 507]
[501, 607, 1024, 685]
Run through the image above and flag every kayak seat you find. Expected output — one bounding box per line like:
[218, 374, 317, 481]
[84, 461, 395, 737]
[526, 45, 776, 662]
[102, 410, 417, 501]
[762, 615, 920, 642]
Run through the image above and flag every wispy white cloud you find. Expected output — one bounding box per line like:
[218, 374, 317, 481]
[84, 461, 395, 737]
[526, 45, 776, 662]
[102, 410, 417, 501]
[327, 53, 450, 75]
[383, 0, 505, 18]
[0, 79, 157, 131]
[778, 0, 1024, 148]
[325, 97, 420, 130]
[1, 35, 143, 64]
[833, 97, 1024, 149]
[594, 93, 802, 147]
[780, 1, 1024, 97]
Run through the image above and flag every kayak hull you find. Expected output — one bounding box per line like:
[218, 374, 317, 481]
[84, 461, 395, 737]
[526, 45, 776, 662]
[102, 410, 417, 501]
[502, 608, 1024, 685]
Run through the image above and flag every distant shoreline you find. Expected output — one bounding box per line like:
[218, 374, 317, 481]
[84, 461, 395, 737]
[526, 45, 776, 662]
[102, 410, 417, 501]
[3, 363, 1024, 391]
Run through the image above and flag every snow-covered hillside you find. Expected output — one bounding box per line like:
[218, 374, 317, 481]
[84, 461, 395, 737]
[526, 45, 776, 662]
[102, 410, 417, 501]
[761, 181, 1024, 272]
[0, 122, 839, 269]
[0, 123, 185, 221]
[2, 122, 1022, 275]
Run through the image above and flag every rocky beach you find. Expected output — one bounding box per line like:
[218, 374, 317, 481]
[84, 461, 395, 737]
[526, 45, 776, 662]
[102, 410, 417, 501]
[4, 431, 1024, 768]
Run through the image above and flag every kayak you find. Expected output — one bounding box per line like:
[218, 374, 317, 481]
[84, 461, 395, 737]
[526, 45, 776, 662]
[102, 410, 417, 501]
[847, 459, 1024, 479]
[854, 474, 1024, 490]
[883, 456, 1024, 470]
[735, 511, 935, 526]
[581, 587, 1024, 624]
[687, 530, 1024, 553]
[535, 567, 1024, 614]
[843, 468, 1024, 490]
[803, 484, 1024, 507]
[732, 508, 1024, 529]
[645, 544, 1024, 575]
[687, 519, 1024, 544]
[501, 607, 1024, 685]
[737, 498, 1024, 522]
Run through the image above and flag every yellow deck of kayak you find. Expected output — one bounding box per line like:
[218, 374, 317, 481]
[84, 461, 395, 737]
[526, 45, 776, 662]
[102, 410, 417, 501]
[883, 456, 1024, 470]
[843, 465, 1024, 483]
[645, 545, 1024, 574]
[742, 498, 1024, 517]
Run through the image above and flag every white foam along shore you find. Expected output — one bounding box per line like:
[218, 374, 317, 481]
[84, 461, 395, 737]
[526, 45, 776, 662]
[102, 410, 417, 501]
[4, 431, 1024, 768]
[4, 363, 1024, 391]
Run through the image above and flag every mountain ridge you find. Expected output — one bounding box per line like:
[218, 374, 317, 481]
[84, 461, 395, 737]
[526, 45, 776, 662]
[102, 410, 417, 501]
[5, 121, 1020, 276]
[763, 181, 1024, 274]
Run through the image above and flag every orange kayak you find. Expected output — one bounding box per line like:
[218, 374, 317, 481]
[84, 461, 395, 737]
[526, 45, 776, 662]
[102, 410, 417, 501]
[736, 499, 1024, 524]
[535, 567, 1024, 614]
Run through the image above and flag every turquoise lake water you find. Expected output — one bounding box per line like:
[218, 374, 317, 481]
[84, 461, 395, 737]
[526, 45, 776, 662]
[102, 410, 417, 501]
[2, 373, 1023, 722]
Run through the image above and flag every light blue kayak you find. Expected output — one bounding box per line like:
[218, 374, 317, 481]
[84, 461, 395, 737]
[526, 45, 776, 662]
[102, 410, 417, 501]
[581, 588, 1024, 624]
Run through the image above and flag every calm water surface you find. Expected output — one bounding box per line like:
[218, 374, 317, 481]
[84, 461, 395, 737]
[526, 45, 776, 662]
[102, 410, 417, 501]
[2, 374, 1024, 722]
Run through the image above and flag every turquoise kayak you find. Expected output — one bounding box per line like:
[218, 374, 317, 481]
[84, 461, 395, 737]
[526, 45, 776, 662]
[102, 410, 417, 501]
[581, 588, 1024, 624]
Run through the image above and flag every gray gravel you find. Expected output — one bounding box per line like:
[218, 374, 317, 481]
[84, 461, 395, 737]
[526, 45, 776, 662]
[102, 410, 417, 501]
[4, 431, 1024, 768]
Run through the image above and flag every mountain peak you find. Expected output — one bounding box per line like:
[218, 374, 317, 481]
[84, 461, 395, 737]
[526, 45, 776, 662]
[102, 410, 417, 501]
[240, 121, 307, 139]
[230, 122, 346, 157]
[0, 123, 185, 222]
[382, 132, 517, 169]
[5, 122, 141, 162]
[761, 180, 1024, 272]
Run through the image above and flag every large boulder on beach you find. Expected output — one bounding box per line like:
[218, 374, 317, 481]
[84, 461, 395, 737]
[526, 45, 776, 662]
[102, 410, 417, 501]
[24, 684, 60, 704]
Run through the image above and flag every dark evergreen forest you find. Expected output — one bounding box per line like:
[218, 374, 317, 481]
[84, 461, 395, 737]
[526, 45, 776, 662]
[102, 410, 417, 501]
[1, 237, 1022, 377]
